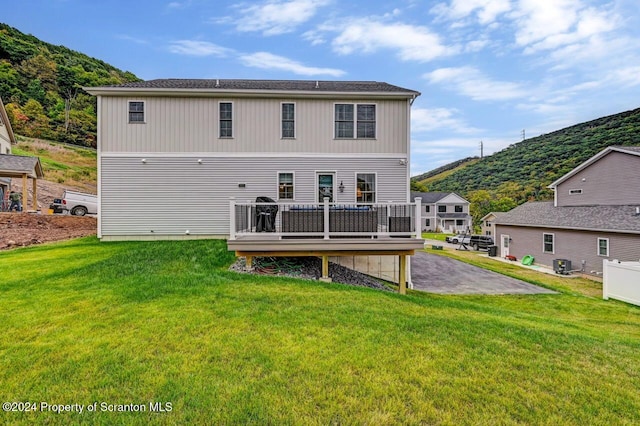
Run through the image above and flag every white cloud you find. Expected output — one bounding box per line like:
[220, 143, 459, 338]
[424, 66, 528, 101]
[512, 0, 618, 54]
[230, 0, 331, 36]
[330, 18, 458, 62]
[166, 1, 190, 10]
[239, 52, 345, 76]
[412, 107, 479, 134]
[430, 0, 511, 25]
[168, 40, 232, 56]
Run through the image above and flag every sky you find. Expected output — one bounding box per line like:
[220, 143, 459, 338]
[4, 0, 640, 176]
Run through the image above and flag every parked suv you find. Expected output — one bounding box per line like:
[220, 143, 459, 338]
[469, 235, 494, 251]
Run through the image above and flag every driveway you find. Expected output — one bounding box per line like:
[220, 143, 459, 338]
[411, 251, 556, 295]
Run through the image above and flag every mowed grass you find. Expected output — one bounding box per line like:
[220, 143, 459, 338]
[1, 239, 639, 425]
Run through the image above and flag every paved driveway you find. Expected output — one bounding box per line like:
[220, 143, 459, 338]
[411, 251, 556, 295]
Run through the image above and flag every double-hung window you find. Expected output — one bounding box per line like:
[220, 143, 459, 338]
[281, 103, 295, 138]
[128, 101, 145, 123]
[598, 238, 609, 257]
[543, 233, 554, 253]
[334, 104, 376, 139]
[219, 102, 233, 138]
[278, 172, 294, 200]
[356, 173, 376, 203]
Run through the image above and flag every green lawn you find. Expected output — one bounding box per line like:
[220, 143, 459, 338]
[1, 238, 639, 425]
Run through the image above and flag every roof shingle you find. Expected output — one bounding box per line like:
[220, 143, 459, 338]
[495, 201, 640, 234]
[93, 79, 419, 95]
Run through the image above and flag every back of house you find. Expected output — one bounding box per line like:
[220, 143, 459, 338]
[85, 79, 420, 240]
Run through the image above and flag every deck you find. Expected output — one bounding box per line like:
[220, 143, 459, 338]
[227, 198, 425, 294]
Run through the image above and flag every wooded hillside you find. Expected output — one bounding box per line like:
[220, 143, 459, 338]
[412, 107, 640, 227]
[0, 23, 139, 147]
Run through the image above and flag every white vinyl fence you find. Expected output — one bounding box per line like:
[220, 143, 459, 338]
[602, 259, 640, 307]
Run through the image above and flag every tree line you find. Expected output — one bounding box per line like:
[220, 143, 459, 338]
[0, 23, 139, 147]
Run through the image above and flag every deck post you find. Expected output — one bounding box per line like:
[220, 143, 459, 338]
[414, 197, 422, 239]
[323, 197, 330, 240]
[229, 197, 236, 240]
[320, 255, 331, 282]
[245, 255, 253, 269]
[399, 254, 407, 295]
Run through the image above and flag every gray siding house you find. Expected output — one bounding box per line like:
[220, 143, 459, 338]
[495, 146, 640, 276]
[86, 79, 420, 240]
[411, 191, 472, 233]
[1, 96, 17, 209]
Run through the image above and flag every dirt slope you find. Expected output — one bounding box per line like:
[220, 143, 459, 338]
[0, 213, 97, 250]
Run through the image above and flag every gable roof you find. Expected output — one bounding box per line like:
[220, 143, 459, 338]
[495, 201, 640, 234]
[481, 211, 507, 221]
[0, 96, 17, 146]
[85, 79, 421, 99]
[0, 155, 44, 179]
[411, 191, 468, 204]
[548, 146, 640, 189]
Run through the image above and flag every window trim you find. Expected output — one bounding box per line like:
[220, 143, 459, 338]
[455, 205, 463, 213]
[281, 102, 296, 139]
[438, 205, 447, 213]
[333, 103, 377, 139]
[355, 172, 377, 204]
[128, 100, 145, 124]
[277, 171, 295, 200]
[569, 189, 583, 195]
[219, 101, 234, 139]
[597, 237, 609, 257]
[543, 233, 555, 254]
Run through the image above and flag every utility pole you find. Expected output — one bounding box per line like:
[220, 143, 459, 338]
[480, 140, 483, 159]
[521, 129, 525, 141]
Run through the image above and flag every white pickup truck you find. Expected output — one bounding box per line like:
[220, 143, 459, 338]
[61, 190, 97, 216]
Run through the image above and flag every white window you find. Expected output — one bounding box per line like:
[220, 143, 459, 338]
[598, 238, 609, 257]
[219, 102, 233, 138]
[128, 101, 145, 123]
[543, 233, 554, 254]
[569, 189, 583, 195]
[334, 104, 376, 139]
[278, 172, 294, 200]
[356, 173, 376, 203]
[281, 103, 295, 138]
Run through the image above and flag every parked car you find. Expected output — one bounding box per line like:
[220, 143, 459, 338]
[61, 190, 97, 216]
[446, 234, 470, 244]
[469, 235, 494, 251]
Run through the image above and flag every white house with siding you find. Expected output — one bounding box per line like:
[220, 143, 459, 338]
[495, 146, 640, 276]
[86, 79, 420, 240]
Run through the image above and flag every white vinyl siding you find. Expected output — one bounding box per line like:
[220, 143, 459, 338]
[100, 155, 408, 237]
[99, 97, 407, 154]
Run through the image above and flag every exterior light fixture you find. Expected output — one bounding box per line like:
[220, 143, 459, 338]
[339, 181, 345, 192]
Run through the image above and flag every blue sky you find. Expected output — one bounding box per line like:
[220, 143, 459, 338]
[4, 0, 640, 176]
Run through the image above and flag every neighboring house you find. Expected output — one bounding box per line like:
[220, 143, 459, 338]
[0, 96, 17, 210]
[495, 146, 640, 276]
[411, 191, 472, 233]
[86, 79, 420, 239]
[480, 212, 506, 236]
